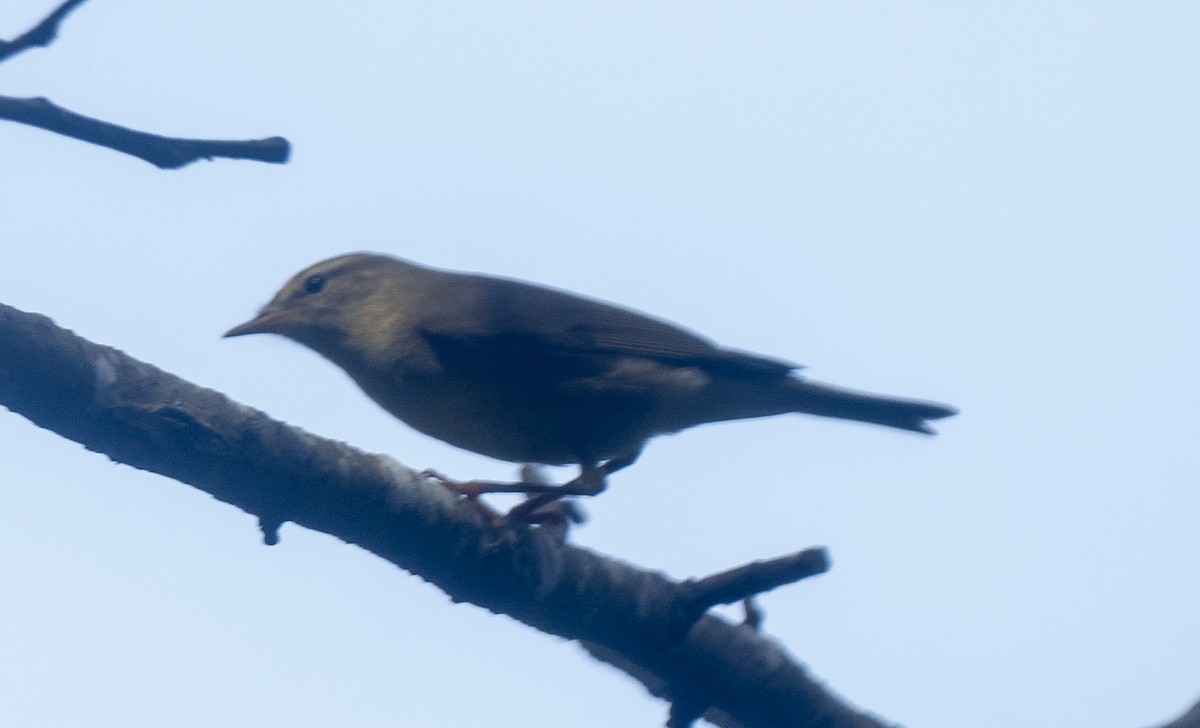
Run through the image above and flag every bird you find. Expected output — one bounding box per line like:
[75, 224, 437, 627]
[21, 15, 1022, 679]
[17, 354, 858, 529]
[225, 252, 955, 515]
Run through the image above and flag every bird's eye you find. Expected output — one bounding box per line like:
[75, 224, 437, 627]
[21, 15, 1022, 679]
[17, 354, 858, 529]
[304, 275, 326, 294]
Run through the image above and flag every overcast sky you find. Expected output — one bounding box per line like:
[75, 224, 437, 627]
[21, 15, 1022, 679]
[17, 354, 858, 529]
[2, 2, 1198, 727]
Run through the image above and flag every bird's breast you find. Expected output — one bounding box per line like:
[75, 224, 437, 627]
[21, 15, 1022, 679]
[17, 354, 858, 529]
[342, 352, 672, 466]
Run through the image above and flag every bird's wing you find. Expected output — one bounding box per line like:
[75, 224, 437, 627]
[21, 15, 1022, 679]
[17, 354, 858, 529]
[420, 274, 799, 380]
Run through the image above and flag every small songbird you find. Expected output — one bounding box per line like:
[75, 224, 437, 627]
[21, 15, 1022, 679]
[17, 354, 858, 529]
[225, 253, 956, 510]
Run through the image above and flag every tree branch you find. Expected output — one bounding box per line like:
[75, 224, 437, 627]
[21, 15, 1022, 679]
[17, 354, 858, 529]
[0, 95, 290, 168]
[0, 0, 88, 63]
[679, 550, 830, 623]
[0, 300, 881, 728]
[0, 3, 290, 167]
[1158, 699, 1200, 728]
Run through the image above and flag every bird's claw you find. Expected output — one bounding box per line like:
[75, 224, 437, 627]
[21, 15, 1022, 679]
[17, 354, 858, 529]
[419, 468, 487, 499]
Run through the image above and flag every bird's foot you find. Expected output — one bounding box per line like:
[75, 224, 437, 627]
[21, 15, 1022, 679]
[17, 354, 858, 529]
[419, 467, 588, 498]
[500, 465, 608, 524]
[420, 468, 485, 499]
[505, 496, 587, 541]
[420, 466, 594, 533]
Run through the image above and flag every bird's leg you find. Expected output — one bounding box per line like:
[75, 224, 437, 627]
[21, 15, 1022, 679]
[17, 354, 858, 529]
[503, 447, 643, 524]
[597, 447, 642, 477]
[422, 447, 642, 500]
[424, 447, 643, 526]
[500, 463, 605, 524]
[419, 469, 571, 498]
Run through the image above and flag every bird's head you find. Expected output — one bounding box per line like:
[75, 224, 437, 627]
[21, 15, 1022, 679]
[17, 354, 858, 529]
[224, 252, 410, 357]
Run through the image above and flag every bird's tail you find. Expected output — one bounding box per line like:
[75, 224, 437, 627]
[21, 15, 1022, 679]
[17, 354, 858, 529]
[787, 379, 957, 434]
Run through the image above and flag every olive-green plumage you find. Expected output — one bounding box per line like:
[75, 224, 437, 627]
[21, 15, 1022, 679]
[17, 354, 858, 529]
[226, 253, 955, 473]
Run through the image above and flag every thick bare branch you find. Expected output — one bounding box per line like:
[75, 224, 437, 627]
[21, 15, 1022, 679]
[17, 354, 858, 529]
[1158, 699, 1200, 728]
[0, 0, 88, 63]
[0, 300, 882, 728]
[0, 95, 289, 168]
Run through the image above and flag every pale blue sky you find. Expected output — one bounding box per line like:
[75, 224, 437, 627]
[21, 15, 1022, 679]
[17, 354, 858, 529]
[2, 2, 1198, 727]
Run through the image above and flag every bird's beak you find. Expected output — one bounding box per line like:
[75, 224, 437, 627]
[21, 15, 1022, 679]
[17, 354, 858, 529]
[223, 308, 293, 338]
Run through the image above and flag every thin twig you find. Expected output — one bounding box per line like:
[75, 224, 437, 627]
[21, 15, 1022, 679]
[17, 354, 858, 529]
[0, 95, 290, 168]
[0, 0, 89, 63]
[679, 548, 830, 619]
[742, 597, 764, 632]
